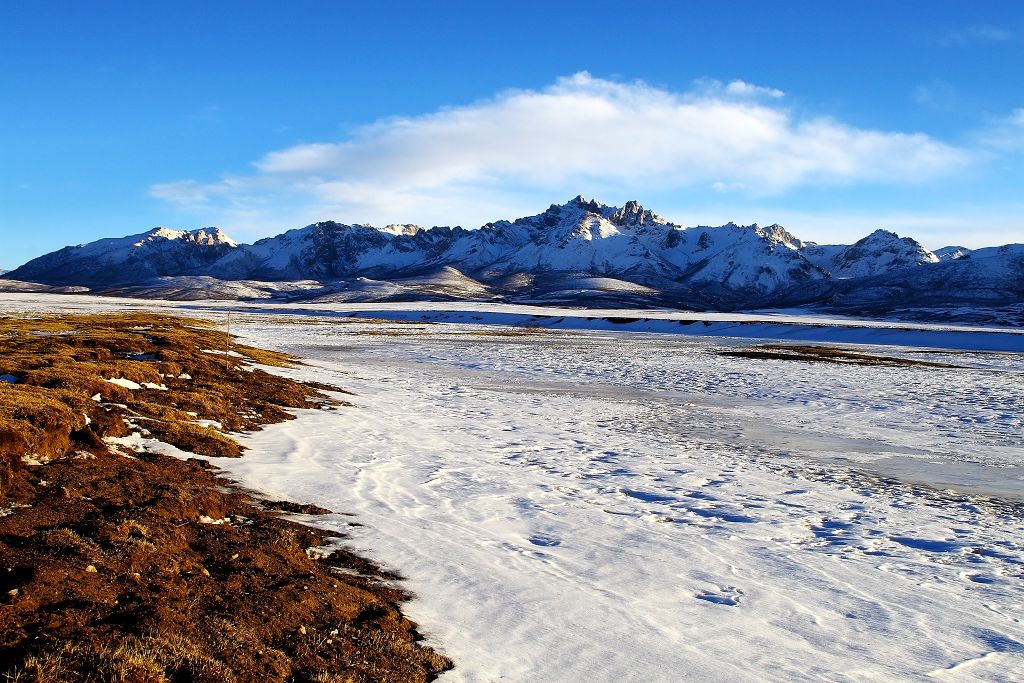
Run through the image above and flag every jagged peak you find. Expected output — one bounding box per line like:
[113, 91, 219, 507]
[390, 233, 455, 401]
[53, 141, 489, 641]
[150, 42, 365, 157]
[611, 199, 644, 221]
[379, 223, 423, 236]
[568, 194, 605, 213]
[756, 223, 801, 247]
[308, 220, 343, 230]
[188, 227, 237, 247]
[861, 228, 902, 242]
[139, 226, 237, 247]
[146, 227, 187, 240]
[608, 199, 668, 228]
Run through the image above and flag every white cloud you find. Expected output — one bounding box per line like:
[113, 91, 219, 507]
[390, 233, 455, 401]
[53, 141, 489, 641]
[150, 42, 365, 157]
[151, 72, 970, 230]
[724, 80, 785, 99]
[942, 25, 1012, 46]
[150, 179, 212, 205]
[711, 181, 748, 193]
[689, 77, 785, 100]
[974, 108, 1024, 152]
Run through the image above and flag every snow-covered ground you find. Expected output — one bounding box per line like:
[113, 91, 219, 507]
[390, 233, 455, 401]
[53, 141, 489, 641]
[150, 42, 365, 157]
[2, 294, 1023, 680]
[212, 317, 1024, 682]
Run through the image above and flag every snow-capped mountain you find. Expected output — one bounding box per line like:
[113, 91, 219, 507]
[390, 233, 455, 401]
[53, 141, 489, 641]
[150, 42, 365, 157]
[6, 227, 237, 287]
[209, 221, 464, 281]
[3, 198, 1020, 322]
[193, 196, 825, 299]
[934, 245, 972, 261]
[445, 199, 823, 295]
[813, 243, 1024, 321]
[799, 229, 939, 278]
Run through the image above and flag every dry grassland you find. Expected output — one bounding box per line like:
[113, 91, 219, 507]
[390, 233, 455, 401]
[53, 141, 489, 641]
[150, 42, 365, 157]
[0, 313, 450, 682]
[718, 344, 962, 368]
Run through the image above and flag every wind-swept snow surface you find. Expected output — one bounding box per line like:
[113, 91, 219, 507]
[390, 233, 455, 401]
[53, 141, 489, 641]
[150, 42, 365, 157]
[213, 319, 1024, 683]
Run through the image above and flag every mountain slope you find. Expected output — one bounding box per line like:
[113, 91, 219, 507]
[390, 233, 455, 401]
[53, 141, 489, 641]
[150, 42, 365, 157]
[935, 245, 971, 261]
[769, 243, 1024, 325]
[5, 227, 238, 287]
[829, 243, 1024, 308]
[800, 229, 938, 278]
[208, 221, 465, 281]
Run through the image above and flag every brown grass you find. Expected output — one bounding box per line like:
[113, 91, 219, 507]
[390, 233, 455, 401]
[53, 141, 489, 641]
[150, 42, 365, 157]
[0, 313, 451, 682]
[0, 312, 339, 495]
[718, 344, 964, 368]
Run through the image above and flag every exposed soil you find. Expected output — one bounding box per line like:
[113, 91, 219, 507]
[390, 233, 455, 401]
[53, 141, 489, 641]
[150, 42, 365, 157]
[718, 344, 964, 368]
[0, 313, 451, 682]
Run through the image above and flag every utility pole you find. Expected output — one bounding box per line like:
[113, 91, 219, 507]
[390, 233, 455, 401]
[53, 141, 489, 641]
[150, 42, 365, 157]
[225, 307, 232, 356]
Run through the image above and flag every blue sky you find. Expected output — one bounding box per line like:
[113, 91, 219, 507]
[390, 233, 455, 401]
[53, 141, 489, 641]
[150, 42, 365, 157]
[2, 1, 1022, 269]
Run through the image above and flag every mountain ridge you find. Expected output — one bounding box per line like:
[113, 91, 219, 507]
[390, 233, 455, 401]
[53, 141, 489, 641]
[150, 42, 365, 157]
[4, 197, 1022, 323]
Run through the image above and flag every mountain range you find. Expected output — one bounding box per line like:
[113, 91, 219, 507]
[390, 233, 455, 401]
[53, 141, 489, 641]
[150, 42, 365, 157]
[4, 196, 1022, 324]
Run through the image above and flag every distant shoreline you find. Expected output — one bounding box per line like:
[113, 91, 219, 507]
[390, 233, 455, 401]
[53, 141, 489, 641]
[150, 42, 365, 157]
[1, 293, 1021, 352]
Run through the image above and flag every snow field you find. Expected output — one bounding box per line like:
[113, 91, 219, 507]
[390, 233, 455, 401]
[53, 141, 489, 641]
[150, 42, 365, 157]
[211, 319, 1024, 682]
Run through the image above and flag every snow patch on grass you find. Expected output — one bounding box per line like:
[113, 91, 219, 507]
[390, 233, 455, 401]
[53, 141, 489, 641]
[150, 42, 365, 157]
[198, 515, 230, 525]
[105, 377, 142, 390]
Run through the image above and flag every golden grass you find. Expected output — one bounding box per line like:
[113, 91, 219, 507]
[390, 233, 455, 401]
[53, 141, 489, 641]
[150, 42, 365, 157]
[0, 312, 339, 496]
[0, 313, 452, 682]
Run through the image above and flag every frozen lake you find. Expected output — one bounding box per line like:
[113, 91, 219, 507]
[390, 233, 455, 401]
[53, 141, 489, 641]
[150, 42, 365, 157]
[216, 316, 1023, 682]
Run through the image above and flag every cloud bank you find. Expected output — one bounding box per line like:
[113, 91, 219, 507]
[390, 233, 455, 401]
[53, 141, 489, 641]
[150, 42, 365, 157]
[151, 72, 971, 230]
